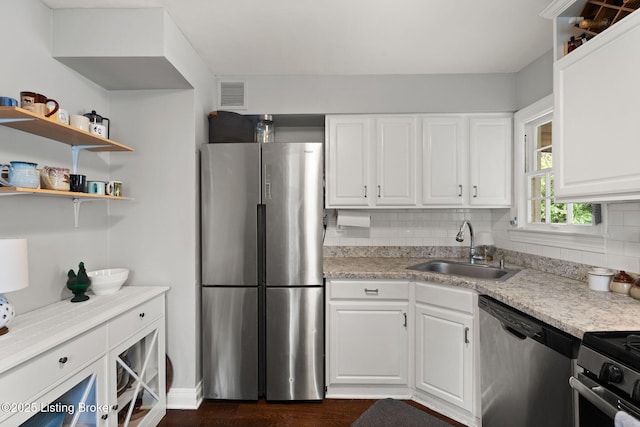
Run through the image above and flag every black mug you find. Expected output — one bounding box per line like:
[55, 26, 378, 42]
[70, 174, 86, 192]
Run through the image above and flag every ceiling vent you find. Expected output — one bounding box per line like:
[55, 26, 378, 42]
[218, 80, 247, 109]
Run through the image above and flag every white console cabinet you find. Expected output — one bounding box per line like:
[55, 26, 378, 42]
[0, 286, 168, 427]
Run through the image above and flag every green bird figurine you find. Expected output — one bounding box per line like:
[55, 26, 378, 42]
[67, 262, 91, 303]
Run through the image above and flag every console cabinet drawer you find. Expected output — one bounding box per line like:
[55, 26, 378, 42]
[108, 295, 164, 346]
[0, 324, 106, 411]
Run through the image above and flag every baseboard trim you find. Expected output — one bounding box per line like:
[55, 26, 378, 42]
[167, 381, 203, 409]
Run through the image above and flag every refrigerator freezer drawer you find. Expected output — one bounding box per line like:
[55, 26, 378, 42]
[266, 287, 324, 401]
[202, 286, 258, 400]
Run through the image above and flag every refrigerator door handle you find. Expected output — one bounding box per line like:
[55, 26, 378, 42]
[257, 204, 266, 286]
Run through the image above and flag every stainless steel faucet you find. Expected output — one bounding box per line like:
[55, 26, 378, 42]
[456, 220, 484, 264]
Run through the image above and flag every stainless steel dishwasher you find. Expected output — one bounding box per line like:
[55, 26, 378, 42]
[479, 295, 579, 427]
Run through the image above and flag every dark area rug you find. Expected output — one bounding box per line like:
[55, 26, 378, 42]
[351, 399, 453, 427]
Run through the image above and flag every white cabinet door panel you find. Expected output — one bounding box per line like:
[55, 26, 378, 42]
[415, 303, 473, 411]
[422, 117, 465, 205]
[376, 117, 417, 206]
[326, 117, 370, 207]
[469, 117, 512, 206]
[329, 302, 408, 385]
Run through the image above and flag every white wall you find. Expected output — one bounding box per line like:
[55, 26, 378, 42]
[218, 73, 519, 114]
[516, 49, 553, 109]
[1, 1, 215, 405]
[0, 0, 111, 312]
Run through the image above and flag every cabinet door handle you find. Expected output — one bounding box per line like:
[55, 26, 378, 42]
[139, 312, 145, 318]
[58, 357, 68, 364]
[458, 185, 463, 197]
[377, 185, 381, 198]
[364, 185, 367, 198]
[403, 312, 407, 328]
[364, 288, 379, 295]
[464, 327, 470, 344]
[473, 186, 478, 198]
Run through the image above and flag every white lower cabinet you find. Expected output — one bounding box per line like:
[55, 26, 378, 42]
[326, 279, 479, 426]
[414, 282, 476, 424]
[0, 287, 168, 427]
[326, 280, 410, 397]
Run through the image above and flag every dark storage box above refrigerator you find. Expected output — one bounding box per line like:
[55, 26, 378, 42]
[208, 110, 256, 143]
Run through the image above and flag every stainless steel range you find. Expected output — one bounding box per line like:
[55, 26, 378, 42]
[571, 331, 640, 426]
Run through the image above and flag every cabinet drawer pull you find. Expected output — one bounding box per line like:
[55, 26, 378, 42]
[403, 312, 407, 328]
[364, 288, 379, 295]
[458, 185, 463, 197]
[464, 327, 470, 344]
[473, 186, 478, 198]
[139, 312, 145, 318]
[58, 357, 68, 364]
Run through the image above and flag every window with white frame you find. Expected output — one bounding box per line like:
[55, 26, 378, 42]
[514, 95, 602, 236]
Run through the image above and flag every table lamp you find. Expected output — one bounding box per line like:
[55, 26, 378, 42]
[0, 238, 29, 336]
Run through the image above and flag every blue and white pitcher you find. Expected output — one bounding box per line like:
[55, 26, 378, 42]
[0, 161, 39, 188]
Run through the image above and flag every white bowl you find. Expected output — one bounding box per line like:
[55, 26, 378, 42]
[587, 270, 613, 292]
[88, 268, 129, 295]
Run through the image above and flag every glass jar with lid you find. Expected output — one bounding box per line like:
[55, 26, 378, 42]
[255, 114, 275, 143]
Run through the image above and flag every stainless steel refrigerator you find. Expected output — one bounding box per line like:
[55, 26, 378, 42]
[201, 142, 324, 401]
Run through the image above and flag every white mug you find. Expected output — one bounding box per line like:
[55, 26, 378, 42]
[106, 180, 122, 197]
[89, 123, 107, 138]
[57, 109, 69, 125]
[70, 115, 90, 131]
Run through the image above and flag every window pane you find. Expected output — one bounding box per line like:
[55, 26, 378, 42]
[530, 175, 546, 198]
[536, 151, 553, 170]
[537, 122, 552, 150]
[530, 200, 546, 223]
[573, 203, 593, 225]
[549, 174, 555, 197]
[551, 203, 567, 224]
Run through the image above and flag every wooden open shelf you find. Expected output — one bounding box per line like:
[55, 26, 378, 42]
[0, 187, 132, 200]
[576, 0, 640, 35]
[0, 106, 133, 152]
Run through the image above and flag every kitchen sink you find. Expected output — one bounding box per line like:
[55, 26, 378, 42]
[407, 260, 520, 281]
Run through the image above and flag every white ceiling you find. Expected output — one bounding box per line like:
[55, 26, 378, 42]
[41, 0, 554, 76]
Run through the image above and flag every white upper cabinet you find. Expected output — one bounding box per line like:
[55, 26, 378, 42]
[421, 116, 466, 205]
[326, 116, 370, 207]
[325, 115, 417, 208]
[543, 1, 640, 202]
[468, 116, 512, 206]
[326, 113, 512, 209]
[375, 117, 418, 206]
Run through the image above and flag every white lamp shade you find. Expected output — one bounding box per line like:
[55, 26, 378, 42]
[0, 238, 29, 293]
[475, 232, 495, 246]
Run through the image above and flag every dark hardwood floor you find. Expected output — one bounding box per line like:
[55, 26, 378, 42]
[158, 399, 466, 427]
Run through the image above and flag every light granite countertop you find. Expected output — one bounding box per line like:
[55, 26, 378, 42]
[323, 256, 640, 339]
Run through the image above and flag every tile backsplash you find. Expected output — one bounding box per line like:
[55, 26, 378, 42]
[323, 208, 493, 248]
[323, 202, 640, 274]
